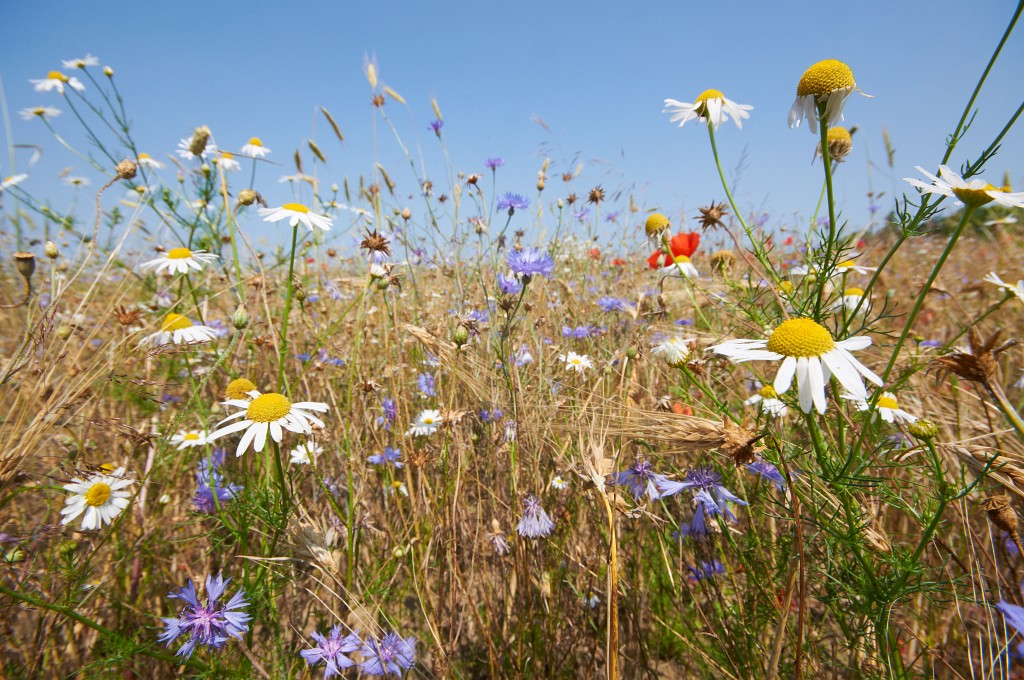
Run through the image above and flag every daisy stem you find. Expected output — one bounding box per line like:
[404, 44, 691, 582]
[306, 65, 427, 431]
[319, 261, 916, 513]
[814, 119, 838, 319]
[276, 223, 300, 391]
[879, 206, 976, 386]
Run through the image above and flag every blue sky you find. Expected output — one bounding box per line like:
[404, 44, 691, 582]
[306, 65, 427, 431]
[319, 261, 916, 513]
[1, 0, 1021, 251]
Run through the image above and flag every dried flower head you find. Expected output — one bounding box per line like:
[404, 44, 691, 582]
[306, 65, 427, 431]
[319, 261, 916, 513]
[698, 201, 728, 232]
[931, 328, 1007, 386]
[588, 186, 605, 204]
[360, 229, 392, 258]
[981, 495, 1024, 556]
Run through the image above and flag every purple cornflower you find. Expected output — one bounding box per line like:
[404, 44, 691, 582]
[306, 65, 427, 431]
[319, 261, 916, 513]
[416, 372, 436, 398]
[516, 494, 555, 538]
[612, 459, 668, 501]
[745, 459, 786, 491]
[605, 210, 621, 222]
[673, 509, 713, 542]
[193, 451, 241, 514]
[428, 119, 443, 136]
[497, 192, 529, 215]
[657, 466, 748, 522]
[688, 560, 727, 581]
[300, 625, 361, 678]
[573, 207, 590, 221]
[597, 296, 630, 313]
[467, 308, 490, 324]
[158, 573, 250, 659]
[479, 407, 504, 424]
[376, 397, 397, 430]
[488, 531, 511, 556]
[507, 247, 554, 279]
[497, 272, 523, 295]
[368, 446, 403, 468]
[484, 157, 504, 170]
[514, 344, 534, 366]
[359, 632, 417, 676]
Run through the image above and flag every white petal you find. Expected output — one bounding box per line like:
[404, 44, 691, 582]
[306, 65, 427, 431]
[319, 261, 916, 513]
[807, 356, 827, 414]
[774, 356, 797, 394]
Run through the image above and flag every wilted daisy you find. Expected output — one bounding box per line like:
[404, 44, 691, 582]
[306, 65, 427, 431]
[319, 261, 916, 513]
[208, 391, 329, 456]
[170, 430, 208, 450]
[60, 467, 134, 530]
[158, 573, 250, 659]
[136, 152, 164, 169]
[31, 71, 85, 94]
[300, 625, 361, 678]
[710, 317, 882, 414]
[789, 59, 861, 133]
[407, 409, 442, 437]
[1, 174, 28, 191]
[141, 313, 220, 347]
[845, 390, 918, 424]
[176, 134, 217, 160]
[832, 287, 870, 315]
[19, 106, 61, 121]
[984, 272, 1024, 303]
[290, 441, 323, 465]
[141, 248, 219, 276]
[516, 494, 555, 538]
[62, 54, 100, 69]
[359, 632, 417, 676]
[664, 89, 753, 130]
[816, 125, 854, 163]
[241, 137, 271, 158]
[744, 384, 789, 418]
[651, 336, 693, 368]
[258, 203, 333, 232]
[904, 165, 1024, 209]
[559, 352, 593, 373]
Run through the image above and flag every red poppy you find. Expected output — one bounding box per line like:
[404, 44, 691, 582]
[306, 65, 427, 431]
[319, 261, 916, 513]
[611, 258, 627, 267]
[306, 257, 315, 264]
[589, 247, 601, 260]
[783, 235, 794, 246]
[648, 232, 699, 269]
[672, 403, 693, 416]
[856, 239, 866, 249]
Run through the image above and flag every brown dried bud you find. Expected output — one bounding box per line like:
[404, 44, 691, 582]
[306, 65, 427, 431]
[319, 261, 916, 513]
[931, 328, 1002, 386]
[588, 186, 605, 204]
[13, 251, 36, 281]
[189, 126, 212, 157]
[709, 249, 736, 274]
[237, 189, 258, 206]
[115, 159, 137, 180]
[698, 201, 728, 232]
[981, 495, 1024, 556]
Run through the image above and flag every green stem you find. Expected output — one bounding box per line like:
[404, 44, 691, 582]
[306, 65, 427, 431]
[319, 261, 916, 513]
[276, 223, 300, 391]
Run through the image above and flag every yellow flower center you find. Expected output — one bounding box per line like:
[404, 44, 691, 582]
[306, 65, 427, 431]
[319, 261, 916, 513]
[876, 395, 899, 410]
[391, 481, 404, 490]
[247, 137, 263, 147]
[99, 463, 116, 474]
[645, 213, 670, 236]
[837, 260, 856, 269]
[828, 127, 852, 144]
[84, 482, 111, 507]
[845, 287, 864, 297]
[221, 152, 234, 160]
[225, 378, 258, 400]
[779, 281, 794, 294]
[183, 433, 200, 441]
[952, 184, 997, 208]
[166, 247, 192, 259]
[138, 152, 152, 160]
[161, 313, 193, 331]
[759, 385, 779, 399]
[797, 59, 855, 98]
[246, 393, 292, 422]
[423, 416, 436, 425]
[282, 202, 309, 214]
[766, 318, 836, 357]
[47, 71, 69, 82]
[694, 88, 725, 115]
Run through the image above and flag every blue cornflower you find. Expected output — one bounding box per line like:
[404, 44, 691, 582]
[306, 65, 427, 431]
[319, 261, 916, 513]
[673, 509, 713, 542]
[479, 407, 504, 424]
[158, 573, 250, 659]
[467, 308, 490, 324]
[376, 397, 397, 430]
[484, 157, 504, 170]
[428, 119, 443, 136]
[597, 296, 630, 313]
[497, 192, 530, 215]
[919, 339, 942, 348]
[193, 451, 242, 514]
[612, 459, 668, 501]
[507, 248, 554, 279]
[573, 207, 589, 221]
[514, 344, 534, 366]
[605, 210, 621, 222]
[516, 494, 555, 538]
[368, 446, 403, 469]
[359, 632, 417, 676]
[497, 272, 523, 295]
[300, 625, 361, 678]
[745, 459, 786, 491]
[657, 466, 748, 521]
[416, 372, 436, 398]
[688, 560, 727, 581]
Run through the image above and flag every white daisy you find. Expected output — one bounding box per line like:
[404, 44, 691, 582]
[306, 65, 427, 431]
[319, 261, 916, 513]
[844, 391, 917, 424]
[258, 203, 333, 232]
[241, 137, 271, 158]
[208, 391, 329, 456]
[408, 409, 443, 437]
[30, 71, 85, 94]
[835, 258, 875, 276]
[551, 475, 568, 490]
[1, 174, 28, 191]
[170, 430, 208, 450]
[984, 272, 1024, 303]
[788, 59, 861, 134]
[651, 336, 693, 368]
[289, 441, 323, 465]
[140, 313, 220, 347]
[664, 89, 752, 130]
[140, 247, 219, 275]
[176, 135, 217, 161]
[216, 152, 241, 172]
[60, 467, 134, 531]
[659, 256, 700, 279]
[710, 317, 882, 414]
[62, 54, 100, 69]
[136, 152, 164, 169]
[832, 287, 870, 315]
[388, 480, 409, 497]
[904, 166, 1024, 209]
[744, 384, 789, 418]
[19, 106, 61, 121]
[63, 176, 90, 187]
[559, 352, 593, 373]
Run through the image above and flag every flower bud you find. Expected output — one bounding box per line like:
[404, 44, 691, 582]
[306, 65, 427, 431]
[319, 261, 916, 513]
[231, 304, 249, 330]
[625, 346, 639, 360]
[45, 241, 60, 260]
[453, 325, 469, 347]
[401, 207, 412, 221]
[557, 198, 564, 209]
[907, 418, 938, 440]
[56, 324, 73, 339]
[237, 189, 257, 206]
[115, 159, 137, 180]
[103, 66, 114, 77]
[537, 177, 545, 192]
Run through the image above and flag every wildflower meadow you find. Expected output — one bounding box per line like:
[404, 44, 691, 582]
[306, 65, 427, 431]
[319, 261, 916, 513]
[4, 4, 1024, 678]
